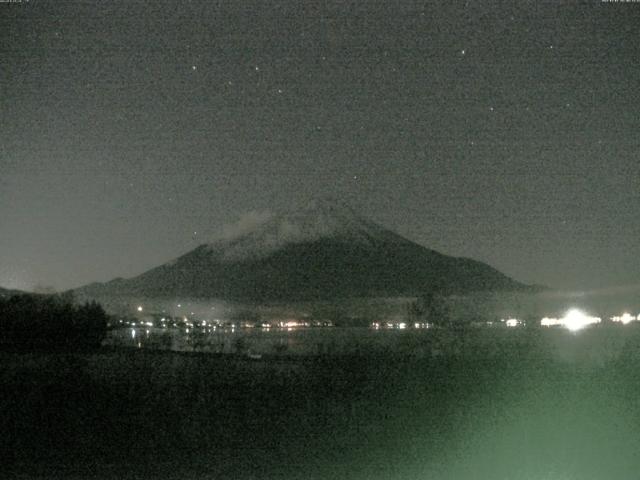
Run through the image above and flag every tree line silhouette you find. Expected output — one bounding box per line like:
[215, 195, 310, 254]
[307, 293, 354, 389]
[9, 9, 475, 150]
[0, 293, 108, 351]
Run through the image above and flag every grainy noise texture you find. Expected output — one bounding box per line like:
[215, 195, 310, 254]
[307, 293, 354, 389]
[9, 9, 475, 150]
[1, 1, 639, 291]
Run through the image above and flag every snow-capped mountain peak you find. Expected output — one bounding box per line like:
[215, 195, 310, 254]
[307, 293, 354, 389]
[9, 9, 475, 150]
[208, 199, 388, 261]
[76, 199, 528, 301]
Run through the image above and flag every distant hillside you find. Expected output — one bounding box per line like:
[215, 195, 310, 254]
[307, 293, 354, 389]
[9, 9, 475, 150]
[77, 200, 532, 301]
[0, 287, 27, 298]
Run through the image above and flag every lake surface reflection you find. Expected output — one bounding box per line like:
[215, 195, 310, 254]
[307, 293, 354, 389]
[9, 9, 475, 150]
[105, 326, 447, 356]
[104, 323, 638, 363]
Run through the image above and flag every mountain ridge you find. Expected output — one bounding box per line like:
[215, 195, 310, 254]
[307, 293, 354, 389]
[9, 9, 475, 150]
[76, 200, 532, 301]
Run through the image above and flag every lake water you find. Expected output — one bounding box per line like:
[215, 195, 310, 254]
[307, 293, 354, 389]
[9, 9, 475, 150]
[106, 326, 436, 356]
[105, 324, 640, 363]
[10, 324, 640, 480]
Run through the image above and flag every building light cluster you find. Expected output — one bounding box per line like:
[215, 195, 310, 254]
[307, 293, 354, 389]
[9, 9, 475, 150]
[124, 304, 639, 337]
[503, 318, 520, 328]
[610, 313, 640, 325]
[540, 317, 563, 327]
[371, 322, 431, 330]
[123, 306, 333, 332]
[277, 320, 309, 328]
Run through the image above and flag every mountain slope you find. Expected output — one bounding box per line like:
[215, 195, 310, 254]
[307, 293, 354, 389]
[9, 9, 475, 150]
[0, 286, 28, 298]
[77, 200, 529, 300]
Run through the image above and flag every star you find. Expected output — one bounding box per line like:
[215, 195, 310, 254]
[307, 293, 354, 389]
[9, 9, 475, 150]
[191, 65, 197, 71]
[461, 49, 466, 55]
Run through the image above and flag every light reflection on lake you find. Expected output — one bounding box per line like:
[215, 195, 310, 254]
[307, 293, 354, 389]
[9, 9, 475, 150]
[104, 324, 640, 363]
[105, 326, 439, 356]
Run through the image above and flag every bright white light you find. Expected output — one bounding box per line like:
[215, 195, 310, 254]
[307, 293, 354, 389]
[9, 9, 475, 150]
[398, 323, 406, 329]
[413, 322, 430, 329]
[504, 318, 519, 328]
[137, 306, 143, 312]
[541, 310, 600, 331]
[562, 309, 601, 332]
[611, 313, 635, 325]
[131, 329, 136, 339]
[541, 317, 562, 327]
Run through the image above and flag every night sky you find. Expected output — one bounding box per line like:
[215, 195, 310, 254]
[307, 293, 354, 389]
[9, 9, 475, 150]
[2, 0, 639, 292]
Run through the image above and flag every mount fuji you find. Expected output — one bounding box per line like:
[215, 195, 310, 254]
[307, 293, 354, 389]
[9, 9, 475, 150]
[77, 200, 529, 301]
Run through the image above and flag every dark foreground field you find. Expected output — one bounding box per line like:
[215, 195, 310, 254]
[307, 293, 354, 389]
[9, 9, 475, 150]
[3, 331, 640, 480]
